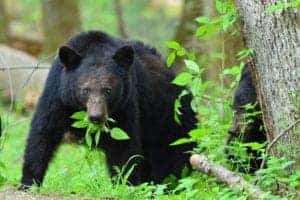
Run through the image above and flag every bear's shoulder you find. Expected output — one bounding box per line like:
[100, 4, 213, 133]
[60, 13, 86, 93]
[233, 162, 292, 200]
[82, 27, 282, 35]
[233, 63, 257, 108]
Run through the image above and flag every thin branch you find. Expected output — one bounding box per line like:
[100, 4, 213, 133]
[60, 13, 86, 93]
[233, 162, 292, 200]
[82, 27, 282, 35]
[259, 119, 300, 170]
[21, 51, 55, 88]
[0, 66, 49, 71]
[114, 0, 128, 39]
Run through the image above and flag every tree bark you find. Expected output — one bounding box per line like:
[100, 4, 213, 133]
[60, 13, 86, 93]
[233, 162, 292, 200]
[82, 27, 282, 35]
[114, 0, 128, 39]
[42, 0, 81, 55]
[0, 0, 9, 43]
[235, 0, 300, 167]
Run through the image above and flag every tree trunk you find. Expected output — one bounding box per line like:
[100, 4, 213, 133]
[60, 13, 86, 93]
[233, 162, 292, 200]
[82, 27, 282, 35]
[114, 0, 128, 39]
[174, 0, 204, 50]
[172, 0, 204, 71]
[42, 0, 81, 55]
[235, 0, 300, 167]
[0, 0, 9, 43]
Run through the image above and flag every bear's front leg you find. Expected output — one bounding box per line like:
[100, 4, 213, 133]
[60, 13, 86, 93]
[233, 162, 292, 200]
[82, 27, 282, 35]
[21, 96, 71, 188]
[101, 101, 149, 185]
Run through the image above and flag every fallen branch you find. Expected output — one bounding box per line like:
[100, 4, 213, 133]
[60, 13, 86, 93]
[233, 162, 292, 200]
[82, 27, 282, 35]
[190, 154, 268, 199]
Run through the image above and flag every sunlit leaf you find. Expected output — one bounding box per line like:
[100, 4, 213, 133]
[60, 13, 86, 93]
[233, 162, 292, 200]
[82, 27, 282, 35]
[195, 16, 210, 24]
[176, 48, 186, 56]
[241, 142, 265, 151]
[167, 52, 176, 67]
[166, 41, 181, 50]
[71, 121, 88, 128]
[70, 111, 87, 120]
[196, 26, 207, 37]
[95, 129, 101, 146]
[85, 127, 93, 149]
[110, 128, 130, 140]
[184, 60, 200, 73]
[172, 72, 193, 86]
[170, 138, 192, 146]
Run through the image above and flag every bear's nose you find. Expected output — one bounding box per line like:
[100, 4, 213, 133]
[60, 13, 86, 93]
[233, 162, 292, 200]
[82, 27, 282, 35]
[89, 114, 104, 124]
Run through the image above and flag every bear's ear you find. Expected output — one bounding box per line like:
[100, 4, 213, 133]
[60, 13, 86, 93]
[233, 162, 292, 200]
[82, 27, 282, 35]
[113, 45, 134, 71]
[58, 45, 82, 69]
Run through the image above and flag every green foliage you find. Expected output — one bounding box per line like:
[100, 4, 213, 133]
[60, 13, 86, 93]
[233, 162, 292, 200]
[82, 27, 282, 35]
[166, 41, 186, 67]
[195, 0, 237, 39]
[266, 0, 300, 13]
[1, 0, 299, 199]
[71, 111, 129, 149]
[0, 115, 6, 187]
[256, 157, 300, 198]
[166, 0, 300, 199]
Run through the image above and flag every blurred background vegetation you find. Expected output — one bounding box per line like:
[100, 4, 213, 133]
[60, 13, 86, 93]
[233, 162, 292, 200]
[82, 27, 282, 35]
[1, 1, 300, 199]
[0, 0, 244, 79]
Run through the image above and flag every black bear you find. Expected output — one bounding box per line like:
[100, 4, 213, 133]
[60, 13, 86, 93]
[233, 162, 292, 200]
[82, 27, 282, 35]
[21, 31, 196, 188]
[226, 63, 266, 172]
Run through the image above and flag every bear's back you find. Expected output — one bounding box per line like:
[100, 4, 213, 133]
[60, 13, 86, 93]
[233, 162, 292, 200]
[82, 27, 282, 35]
[62, 30, 174, 82]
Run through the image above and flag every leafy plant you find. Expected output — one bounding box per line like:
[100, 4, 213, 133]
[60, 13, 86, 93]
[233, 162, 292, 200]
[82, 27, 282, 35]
[266, 0, 300, 13]
[70, 111, 129, 149]
[0, 115, 6, 187]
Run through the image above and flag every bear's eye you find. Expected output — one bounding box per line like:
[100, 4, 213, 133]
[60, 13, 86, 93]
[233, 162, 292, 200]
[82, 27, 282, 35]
[82, 88, 90, 95]
[103, 88, 111, 96]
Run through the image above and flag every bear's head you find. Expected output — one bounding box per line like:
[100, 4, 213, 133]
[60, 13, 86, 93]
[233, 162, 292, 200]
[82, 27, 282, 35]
[58, 44, 134, 124]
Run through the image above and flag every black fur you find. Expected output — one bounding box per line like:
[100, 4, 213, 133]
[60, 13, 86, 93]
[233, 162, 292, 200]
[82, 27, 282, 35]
[227, 63, 266, 172]
[21, 31, 196, 188]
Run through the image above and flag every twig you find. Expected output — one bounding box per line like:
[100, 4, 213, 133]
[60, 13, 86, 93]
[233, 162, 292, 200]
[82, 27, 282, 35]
[114, 0, 128, 39]
[21, 51, 55, 88]
[190, 154, 269, 199]
[259, 119, 300, 170]
[0, 51, 14, 112]
[0, 50, 14, 150]
[0, 66, 49, 71]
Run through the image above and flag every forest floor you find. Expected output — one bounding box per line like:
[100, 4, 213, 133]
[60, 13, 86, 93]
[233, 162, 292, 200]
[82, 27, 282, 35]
[0, 188, 94, 200]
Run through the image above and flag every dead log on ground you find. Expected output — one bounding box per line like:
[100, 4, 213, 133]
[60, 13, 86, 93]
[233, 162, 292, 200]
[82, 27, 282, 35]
[190, 154, 270, 199]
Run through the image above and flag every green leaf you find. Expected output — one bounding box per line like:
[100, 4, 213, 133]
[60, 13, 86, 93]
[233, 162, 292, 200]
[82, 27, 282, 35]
[89, 123, 101, 133]
[174, 112, 182, 125]
[172, 72, 193, 86]
[167, 52, 176, 67]
[222, 66, 241, 76]
[70, 111, 87, 120]
[170, 138, 192, 146]
[71, 121, 88, 128]
[166, 41, 181, 50]
[110, 128, 130, 140]
[184, 60, 200, 73]
[176, 48, 186, 57]
[95, 130, 101, 146]
[241, 142, 265, 151]
[196, 26, 207, 37]
[174, 98, 182, 115]
[85, 127, 93, 149]
[215, 0, 224, 14]
[188, 129, 205, 139]
[195, 16, 210, 24]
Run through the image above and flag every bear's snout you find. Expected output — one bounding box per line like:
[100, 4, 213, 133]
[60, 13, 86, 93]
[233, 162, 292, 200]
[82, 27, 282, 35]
[88, 113, 105, 124]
